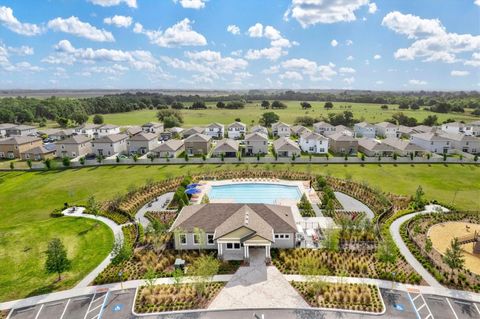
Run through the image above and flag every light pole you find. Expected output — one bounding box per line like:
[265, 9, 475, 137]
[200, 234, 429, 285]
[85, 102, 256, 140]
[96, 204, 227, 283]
[118, 271, 124, 291]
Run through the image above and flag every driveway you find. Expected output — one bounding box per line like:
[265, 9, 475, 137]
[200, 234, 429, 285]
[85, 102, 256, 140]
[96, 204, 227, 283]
[334, 191, 375, 219]
[208, 248, 309, 309]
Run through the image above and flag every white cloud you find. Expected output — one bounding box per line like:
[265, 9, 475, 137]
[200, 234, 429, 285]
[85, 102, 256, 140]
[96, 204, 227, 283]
[262, 65, 280, 74]
[281, 58, 337, 81]
[134, 19, 207, 47]
[174, 0, 207, 9]
[339, 67, 356, 74]
[284, 0, 370, 27]
[8, 45, 34, 56]
[48, 16, 115, 42]
[383, 11, 480, 65]
[0, 6, 43, 36]
[343, 77, 355, 85]
[227, 24, 240, 35]
[375, 80, 384, 85]
[88, 0, 137, 8]
[330, 39, 338, 47]
[104, 15, 132, 28]
[247, 23, 263, 37]
[43, 39, 158, 71]
[86, 64, 129, 75]
[450, 70, 469, 77]
[345, 39, 353, 46]
[373, 54, 381, 60]
[245, 47, 286, 60]
[465, 52, 480, 67]
[346, 55, 354, 61]
[409, 79, 427, 85]
[475, 0, 480, 6]
[368, 3, 377, 14]
[280, 71, 303, 81]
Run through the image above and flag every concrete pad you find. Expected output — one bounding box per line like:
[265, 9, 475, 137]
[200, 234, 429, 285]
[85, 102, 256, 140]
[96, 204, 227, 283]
[208, 249, 308, 310]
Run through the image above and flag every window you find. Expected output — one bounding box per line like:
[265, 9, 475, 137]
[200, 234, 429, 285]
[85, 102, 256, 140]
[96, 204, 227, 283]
[274, 234, 290, 239]
[179, 234, 187, 245]
[207, 234, 214, 245]
[193, 234, 200, 245]
[226, 243, 240, 250]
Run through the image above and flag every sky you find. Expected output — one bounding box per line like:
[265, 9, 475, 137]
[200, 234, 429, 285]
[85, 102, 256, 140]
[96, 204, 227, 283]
[0, 0, 479, 91]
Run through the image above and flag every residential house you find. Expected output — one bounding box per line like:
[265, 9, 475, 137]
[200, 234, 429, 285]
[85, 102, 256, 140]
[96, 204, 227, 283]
[127, 132, 159, 155]
[273, 137, 301, 157]
[56, 135, 92, 158]
[151, 139, 185, 158]
[440, 122, 465, 135]
[169, 203, 297, 262]
[412, 125, 436, 134]
[92, 134, 128, 157]
[227, 122, 247, 139]
[182, 127, 204, 138]
[0, 123, 17, 137]
[375, 122, 399, 138]
[142, 122, 164, 135]
[313, 122, 335, 135]
[328, 132, 358, 155]
[358, 138, 396, 157]
[21, 145, 56, 161]
[50, 129, 74, 141]
[0, 136, 43, 159]
[6, 125, 37, 137]
[244, 132, 268, 156]
[272, 122, 291, 137]
[354, 122, 376, 138]
[410, 132, 453, 154]
[332, 125, 353, 136]
[381, 137, 427, 156]
[74, 124, 100, 138]
[94, 124, 120, 137]
[168, 127, 184, 137]
[440, 133, 480, 154]
[299, 132, 329, 154]
[397, 125, 417, 138]
[204, 123, 225, 139]
[125, 126, 142, 137]
[212, 139, 239, 157]
[250, 125, 268, 136]
[291, 125, 311, 137]
[184, 133, 212, 156]
[467, 121, 480, 137]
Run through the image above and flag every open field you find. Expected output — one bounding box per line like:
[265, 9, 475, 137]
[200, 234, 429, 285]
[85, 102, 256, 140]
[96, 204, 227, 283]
[428, 222, 480, 275]
[0, 163, 479, 301]
[84, 101, 479, 127]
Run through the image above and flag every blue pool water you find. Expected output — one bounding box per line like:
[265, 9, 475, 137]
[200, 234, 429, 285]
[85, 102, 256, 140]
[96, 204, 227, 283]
[208, 183, 302, 204]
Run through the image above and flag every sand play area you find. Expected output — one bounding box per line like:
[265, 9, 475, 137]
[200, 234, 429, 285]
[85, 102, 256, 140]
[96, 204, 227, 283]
[428, 222, 480, 275]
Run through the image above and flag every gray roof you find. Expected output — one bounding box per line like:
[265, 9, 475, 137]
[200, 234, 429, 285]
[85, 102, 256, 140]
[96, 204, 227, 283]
[0, 123, 17, 130]
[206, 122, 224, 129]
[93, 133, 128, 143]
[128, 132, 158, 141]
[328, 132, 357, 142]
[0, 136, 41, 145]
[273, 137, 300, 151]
[125, 126, 142, 136]
[183, 127, 204, 136]
[439, 132, 479, 142]
[184, 133, 212, 142]
[228, 122, 246, 129]
[77, 124, 100, 130]
[244, 132, 268, 142]
[250, 125, 268, 134]
[213, 139, 239, 153]
[170, 203, 297, 236]
[375, 122, 397, 128]
[152, 139, 184, 152]
[23, 145, 56, 155]
[411, 132, 452, 142]
[382, 137, 426, 152]
[358, 138, 395, 152]
[313, 121, 334, 129]
[98, 124, 119, 130]
[412, 125, 436, 133]
[355, 122, 375, 129]
[57, 135, 91, 144]
[9, 124, 36, 131]
[291, 125, 311, 135]
[300, 131, 328, 141]
[142, 122, 163, 128]
[272, 121, 290, 129]
[168, 127, 184, 133]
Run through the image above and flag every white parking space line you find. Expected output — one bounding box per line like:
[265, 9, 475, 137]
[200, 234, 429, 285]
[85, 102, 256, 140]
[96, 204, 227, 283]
[407, 291, 434, 319]
[84, 291, 108, 319]
[474, 303, 480, 315]
[59, 299, 70, 319]
[446, 298, 459, 319]
[34, 304, 44, 319]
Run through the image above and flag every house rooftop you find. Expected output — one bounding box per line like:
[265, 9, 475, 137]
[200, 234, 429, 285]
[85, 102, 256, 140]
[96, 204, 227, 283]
[328, 132, 357, 141]
[184, 133, 212, 142]
[244, 132, 268, 141]
[375, 122, 397, 128]
[57, 135, 91, 144]
[93, 133, 128, 143]
[228, 122, 246, 129]
[301, 131, 328, 141]
[0, 136, 41, 145]
[382, 137, 426, 152]
[213, 139, 239, 153]
[152, 139, 184, 152]
[128, 132, 158, 141]
[273, 137, 300, 151]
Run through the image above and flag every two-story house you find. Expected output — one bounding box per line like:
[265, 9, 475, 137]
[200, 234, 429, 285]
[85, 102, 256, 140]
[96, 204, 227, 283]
[244, 132, 268, 156]
[272, 122, 291, 137]
[56, 135, 92, 158]
[299, 132, 329, 154]
[92, 134, 128, 157]
[227, 122, 247, 139]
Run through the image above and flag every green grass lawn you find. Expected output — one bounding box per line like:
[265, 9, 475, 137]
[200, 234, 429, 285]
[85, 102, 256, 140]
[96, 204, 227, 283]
[0, 163, 479, 301]
[84, 101, 479, 128]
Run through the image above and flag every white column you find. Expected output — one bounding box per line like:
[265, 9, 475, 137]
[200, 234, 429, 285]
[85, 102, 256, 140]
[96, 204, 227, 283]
[218, 242, 222, 256]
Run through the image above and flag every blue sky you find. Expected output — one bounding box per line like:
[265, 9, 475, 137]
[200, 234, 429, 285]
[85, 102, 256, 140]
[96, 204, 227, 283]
[0, 0, 478, 90]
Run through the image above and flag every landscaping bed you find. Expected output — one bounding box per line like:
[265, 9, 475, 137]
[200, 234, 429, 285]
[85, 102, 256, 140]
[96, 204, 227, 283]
[145, 211, 177, 225]
[93, 249, 240, 285]
[97, 210, 130, 224]
[292, 282, 383, 313]
[272, 248, 421, 284]
[134, 282, 224, 313]
[401, 211, 480, 292]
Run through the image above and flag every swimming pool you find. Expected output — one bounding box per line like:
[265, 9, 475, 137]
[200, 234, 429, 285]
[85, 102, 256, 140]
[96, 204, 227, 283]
[208, 183, 302, 204]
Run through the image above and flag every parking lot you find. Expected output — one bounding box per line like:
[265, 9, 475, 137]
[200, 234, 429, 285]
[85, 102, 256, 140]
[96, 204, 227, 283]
[5, 287, 480, 319]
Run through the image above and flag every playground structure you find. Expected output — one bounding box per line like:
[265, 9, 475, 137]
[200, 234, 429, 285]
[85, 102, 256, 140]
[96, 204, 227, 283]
[457, 230, 480, 254]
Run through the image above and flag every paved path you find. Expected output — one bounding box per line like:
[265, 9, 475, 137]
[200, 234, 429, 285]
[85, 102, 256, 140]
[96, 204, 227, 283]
[390, 204, 449, 288]
[62, 207, 124, 288]
[135, 192, 174, 228]
[334, 191, 375, 219]
[208, 248, 309, 309]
